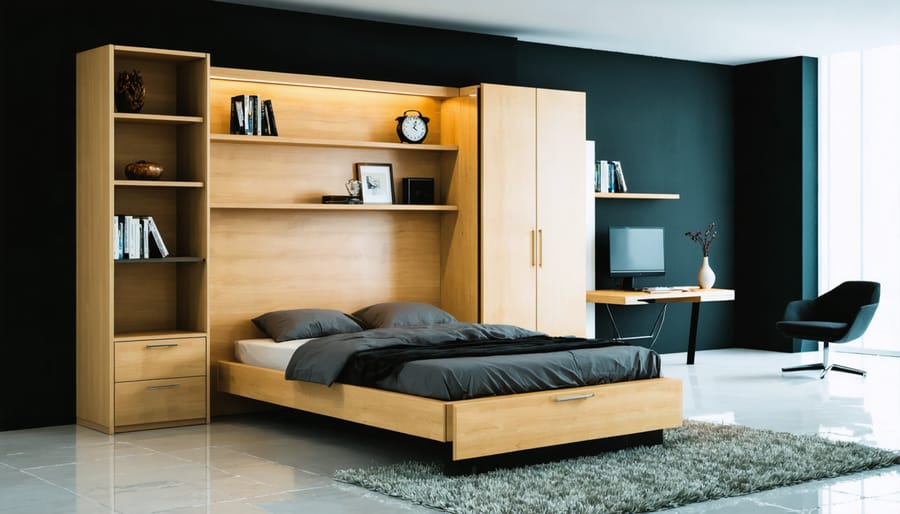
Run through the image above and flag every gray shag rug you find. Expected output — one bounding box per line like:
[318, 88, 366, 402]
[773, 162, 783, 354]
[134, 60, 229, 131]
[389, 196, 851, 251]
[335, 421, 900, 514]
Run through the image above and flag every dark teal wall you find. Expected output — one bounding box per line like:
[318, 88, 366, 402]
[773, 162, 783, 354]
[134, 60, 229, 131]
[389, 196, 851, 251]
[512, 44, 735, 354]
[2, 0, 800, 430]
[733, 57, 818, 352]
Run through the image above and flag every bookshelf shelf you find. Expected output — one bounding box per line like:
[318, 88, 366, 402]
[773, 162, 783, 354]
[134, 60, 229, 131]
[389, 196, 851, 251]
[114, 256, 205, 263]
[114, 180, 205, 188]
[115, 113, 204, 124]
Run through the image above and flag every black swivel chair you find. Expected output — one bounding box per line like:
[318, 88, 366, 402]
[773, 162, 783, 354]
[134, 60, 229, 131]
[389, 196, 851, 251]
[776, 281, 880, 379]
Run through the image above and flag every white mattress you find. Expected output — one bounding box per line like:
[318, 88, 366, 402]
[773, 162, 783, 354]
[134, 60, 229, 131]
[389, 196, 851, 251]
[234, 338, 311, 371]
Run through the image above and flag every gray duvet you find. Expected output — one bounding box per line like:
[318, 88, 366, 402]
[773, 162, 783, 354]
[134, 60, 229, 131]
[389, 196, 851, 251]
[284, 322, 661, 401]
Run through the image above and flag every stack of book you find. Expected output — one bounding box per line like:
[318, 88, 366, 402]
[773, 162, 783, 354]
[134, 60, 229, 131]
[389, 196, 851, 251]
[595, 160, 628, 193]
[230, 95, 278, 136]
[113, 215, 169, 259]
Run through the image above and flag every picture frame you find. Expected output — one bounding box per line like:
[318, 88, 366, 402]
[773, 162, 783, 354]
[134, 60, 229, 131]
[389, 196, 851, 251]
[355, 163, 394, 204]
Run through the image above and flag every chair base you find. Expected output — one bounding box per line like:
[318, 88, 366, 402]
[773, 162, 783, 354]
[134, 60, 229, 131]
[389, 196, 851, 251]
[781, 362, 867, 379]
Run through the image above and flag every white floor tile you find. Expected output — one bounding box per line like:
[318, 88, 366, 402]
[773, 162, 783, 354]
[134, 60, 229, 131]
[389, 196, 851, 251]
[0, 348, 897, 513]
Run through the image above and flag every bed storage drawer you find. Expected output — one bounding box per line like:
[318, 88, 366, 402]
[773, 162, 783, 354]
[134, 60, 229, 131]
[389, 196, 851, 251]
[115, 337, 206, 382]
[115, 376, 206, 427]
[447, 377, 682, 460]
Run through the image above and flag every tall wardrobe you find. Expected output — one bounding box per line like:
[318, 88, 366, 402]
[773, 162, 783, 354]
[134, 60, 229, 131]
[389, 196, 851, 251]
[479, 83, 587, 337]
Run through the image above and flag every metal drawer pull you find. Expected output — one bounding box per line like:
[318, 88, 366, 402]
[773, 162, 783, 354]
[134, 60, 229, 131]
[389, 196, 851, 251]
[146, 384, 180, 391]
[554, 393, 595, 402]
[146, 343, 179, 348]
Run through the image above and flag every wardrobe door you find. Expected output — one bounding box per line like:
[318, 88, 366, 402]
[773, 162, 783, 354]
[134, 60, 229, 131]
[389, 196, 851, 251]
[536, 88, 587, 336]
[480, 83, 538, 328]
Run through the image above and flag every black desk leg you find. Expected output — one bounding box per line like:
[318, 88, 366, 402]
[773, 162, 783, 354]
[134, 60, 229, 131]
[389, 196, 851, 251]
[687, 302, 700, 365]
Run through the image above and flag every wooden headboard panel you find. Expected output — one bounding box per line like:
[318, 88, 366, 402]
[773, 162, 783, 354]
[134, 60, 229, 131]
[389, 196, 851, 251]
[206, 68, 479, 415]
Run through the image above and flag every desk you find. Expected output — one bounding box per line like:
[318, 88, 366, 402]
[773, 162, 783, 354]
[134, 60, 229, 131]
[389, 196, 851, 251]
[586, 288, 735, 364]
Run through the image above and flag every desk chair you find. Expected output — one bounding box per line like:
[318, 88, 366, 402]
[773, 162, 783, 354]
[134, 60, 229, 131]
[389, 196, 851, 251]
[776, 281, 880, 378]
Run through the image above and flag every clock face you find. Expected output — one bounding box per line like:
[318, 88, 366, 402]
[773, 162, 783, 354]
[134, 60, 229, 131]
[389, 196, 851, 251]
[400, 115, 428, 142]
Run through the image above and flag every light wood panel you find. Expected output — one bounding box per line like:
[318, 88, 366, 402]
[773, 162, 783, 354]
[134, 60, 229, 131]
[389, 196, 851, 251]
[536, 88, 587, 337]
[209, 143, 446, 205]
[114, 376, 206, 427]
[480, 83, 538, 328]
[218, 361, 448, 441]
[439, 95, 479, 322]
[218, 360, 682, 461]
[207, 69, 477, 415]
[448, 378, 682, 460]
[209, 77, 446, 143]
[76, 44, 115, 432]
[115, 336, 206, 382]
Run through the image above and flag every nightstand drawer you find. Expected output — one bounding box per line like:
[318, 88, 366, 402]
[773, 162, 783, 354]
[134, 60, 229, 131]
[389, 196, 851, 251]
[115, 376, 206, 427]
[115, 337, 206, 382]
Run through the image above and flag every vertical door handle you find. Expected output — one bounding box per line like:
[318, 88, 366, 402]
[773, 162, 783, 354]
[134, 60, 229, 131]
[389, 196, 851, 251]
[537, 229, 543, 267]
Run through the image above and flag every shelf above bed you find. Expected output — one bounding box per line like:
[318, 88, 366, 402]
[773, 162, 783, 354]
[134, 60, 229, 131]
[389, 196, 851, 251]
[209, 202, 458, 211]
[210, 133, 458, 152]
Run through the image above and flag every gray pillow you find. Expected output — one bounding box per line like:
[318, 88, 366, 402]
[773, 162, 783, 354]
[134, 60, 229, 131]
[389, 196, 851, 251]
[252, 308, 364, 342]
[352, 302, 456, 329]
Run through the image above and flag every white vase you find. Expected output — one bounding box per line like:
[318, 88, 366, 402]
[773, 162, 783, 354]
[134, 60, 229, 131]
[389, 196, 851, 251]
[697, 256, 716, 289]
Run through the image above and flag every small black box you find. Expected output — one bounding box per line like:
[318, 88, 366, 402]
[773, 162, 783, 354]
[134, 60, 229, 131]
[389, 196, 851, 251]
[402, 177, 435, 205]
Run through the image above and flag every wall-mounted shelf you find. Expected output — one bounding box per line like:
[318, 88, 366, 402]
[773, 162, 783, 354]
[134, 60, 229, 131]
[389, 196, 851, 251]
[595, 192, 680, 200]
[210, 133, 457, 152]
[210, 202, 458, 211]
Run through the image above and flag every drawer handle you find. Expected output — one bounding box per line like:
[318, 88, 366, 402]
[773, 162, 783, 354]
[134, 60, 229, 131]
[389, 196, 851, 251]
[554, 393, 595, 402]
[146, 384, 180, 391]
[146, 343, 179, 348]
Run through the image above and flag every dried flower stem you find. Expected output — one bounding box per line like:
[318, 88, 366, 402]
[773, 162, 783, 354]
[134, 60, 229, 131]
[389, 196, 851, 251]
[684, 222, 717, 257]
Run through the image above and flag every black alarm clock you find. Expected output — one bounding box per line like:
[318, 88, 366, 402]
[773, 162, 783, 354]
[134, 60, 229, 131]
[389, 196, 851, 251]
[395, 109, 430, 144]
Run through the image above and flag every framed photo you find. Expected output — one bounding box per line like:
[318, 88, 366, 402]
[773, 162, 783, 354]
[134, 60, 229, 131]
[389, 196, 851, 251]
[355, 163, 394, 204]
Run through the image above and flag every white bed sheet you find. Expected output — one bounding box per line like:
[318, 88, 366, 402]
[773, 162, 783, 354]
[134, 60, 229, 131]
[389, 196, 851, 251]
[234, 338, 311, 371]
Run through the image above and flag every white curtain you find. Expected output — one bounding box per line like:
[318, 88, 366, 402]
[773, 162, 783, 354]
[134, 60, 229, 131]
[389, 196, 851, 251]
[818, 45, 900, 354]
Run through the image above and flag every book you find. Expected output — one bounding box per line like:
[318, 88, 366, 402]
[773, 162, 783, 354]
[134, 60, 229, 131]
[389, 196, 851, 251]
[263, 99, 278, 136]
[596, 160, 610, 193]
[113, 215, 123, 260]
[230, 94, 247, 134]
[613, 161, 628, 193]
[146, 216, 170, 258]
[246, 94, 261, 135]
[141, 217, 150, 258]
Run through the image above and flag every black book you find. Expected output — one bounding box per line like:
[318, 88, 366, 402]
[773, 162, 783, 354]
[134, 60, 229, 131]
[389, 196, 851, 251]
[230, 94, 247, 134]
[263, 99, 278, 136]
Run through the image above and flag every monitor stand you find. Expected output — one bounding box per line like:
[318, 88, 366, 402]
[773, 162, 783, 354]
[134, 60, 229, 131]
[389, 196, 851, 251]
[621, 277, 637, 291]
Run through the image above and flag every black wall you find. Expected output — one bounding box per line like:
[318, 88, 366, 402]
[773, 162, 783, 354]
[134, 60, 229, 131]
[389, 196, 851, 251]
[2, 1, 810, 431]
[733, 57, 818, 352]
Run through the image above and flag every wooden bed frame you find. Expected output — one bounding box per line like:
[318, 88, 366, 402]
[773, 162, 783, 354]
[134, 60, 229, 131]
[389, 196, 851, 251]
[207, 69, 684, 463]
[218, 360, 682, 461]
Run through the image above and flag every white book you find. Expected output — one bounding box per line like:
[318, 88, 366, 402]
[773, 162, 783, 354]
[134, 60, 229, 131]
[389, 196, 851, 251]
[122, 215, 133, 259]
[113, 216, 120, 259]
[141, 217, 150, 258]
[597, 160, 610, 193]
[147, 216, 170, 258]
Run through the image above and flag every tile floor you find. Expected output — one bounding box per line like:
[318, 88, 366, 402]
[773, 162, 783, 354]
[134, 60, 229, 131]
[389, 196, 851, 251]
[1, 348, 898, 513]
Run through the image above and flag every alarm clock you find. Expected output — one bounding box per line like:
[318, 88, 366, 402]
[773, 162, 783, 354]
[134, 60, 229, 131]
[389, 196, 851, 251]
[395, 109, 430, 144]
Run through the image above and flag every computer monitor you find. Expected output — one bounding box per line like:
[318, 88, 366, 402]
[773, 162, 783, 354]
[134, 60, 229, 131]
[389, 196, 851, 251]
[609, 226, 665, 290]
